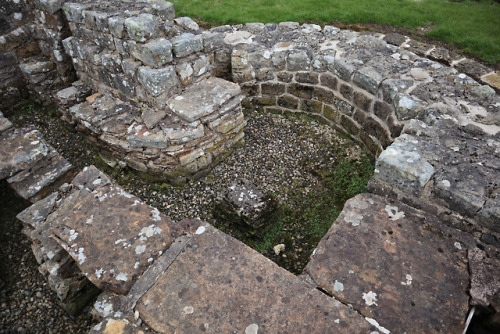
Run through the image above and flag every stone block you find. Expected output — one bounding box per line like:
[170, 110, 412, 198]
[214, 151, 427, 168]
[19, 59, 55, 75]
[201, 32, 225, 52]
[306, 193, 469, 334]
[373, 137, 435, 196]
[287, 49, 311, 71]
[125, 14, 160, 42]
[261, 82, 285, 95]
[288, 83, 314, 99]
[340, 115, 360, 136]
[162, 123, 205, 143]
[312, 52, 335, 72]
[107, 16, 126, 38]
[479, 196, 500, 233]
[468, 248, 500, 307]
[147, 0, 175, 20]
[381, 79, 413, 103]
[34, 0, 65, 15]
[175, 62, 193, 85]
[0, 127, 50, 179]
[215, 180, 279, 236]
[137, 65, 179, 97]
[334, 58, 356, 81]
[363, 116, 392, 148]
[313, 87, 334, 104]
[136, 225, 370, 333]
[0, 112, 13, 133]
[353, 91, 373, 112]
[168, 78, 241, 122]
[353, 66, 384, 95]
[393, 93, 421, 120]
[174, 17, 199, 31]
[130, 38, 173, 68]
[277, 95, 299, 109]
[383, 32, 407, 46]
[49, 175, 183, 295]
[171, 33, 202, 58]
[296, 72, 318, 84]
[434, 164, 488, 218]
[373, 100, 393, 121]
[339, 83, 353, 100]
[323, 104, 337, 122]
[62, 3, 91, 23]
[319, 73, 337, 90]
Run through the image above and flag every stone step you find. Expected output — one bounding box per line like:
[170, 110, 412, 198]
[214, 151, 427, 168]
[306, 193, 471, 333]
[132, 224, 372, 333]
[0, 126, 51, 180]
[7, 148, 73, 201]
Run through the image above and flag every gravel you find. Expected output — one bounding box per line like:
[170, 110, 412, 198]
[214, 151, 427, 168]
[2, 107, 367, 333]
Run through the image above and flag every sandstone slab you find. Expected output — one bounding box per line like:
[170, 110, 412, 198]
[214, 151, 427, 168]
[0, 127, 50, 179]
[168, 78, 241, 122]
[48, 167, 184, 294]
[306, 193, 469, 334]
[136, 225, 371, 333]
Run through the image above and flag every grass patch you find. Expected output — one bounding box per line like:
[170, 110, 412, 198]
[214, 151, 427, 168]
[173, 0, 500, 64]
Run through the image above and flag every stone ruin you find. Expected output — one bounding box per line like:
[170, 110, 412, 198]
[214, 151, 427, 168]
[1, 0, 500, 333]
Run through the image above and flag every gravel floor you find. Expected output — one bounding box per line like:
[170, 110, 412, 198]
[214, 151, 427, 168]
[2, 107, 367, 333]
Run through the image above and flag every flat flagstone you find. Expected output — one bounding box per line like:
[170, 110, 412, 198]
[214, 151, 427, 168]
[48, 167, 184, 294]
[136, 224, 371, 333]
[168, 78, 241, 122]
[0, 127, 50, 179]
[306, 193, 470, 334]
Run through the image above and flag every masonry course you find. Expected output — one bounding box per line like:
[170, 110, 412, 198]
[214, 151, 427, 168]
[1, 0, 500, 333]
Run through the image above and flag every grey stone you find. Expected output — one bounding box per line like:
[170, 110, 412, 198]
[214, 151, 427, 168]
[171, 33, 202, 58]
[353, 66, 384, 95]
[141, 108, 167, 129]
[162, 123, 205, 143]
[167, 78, 241, 122]
[306, 193, 469, 334]
[0, 112, 13, 133]
[479, 196, 500, 233]
[393, 93, 422, 120]
[215, 180, 280, 236]
[469, 248, 500, 306]
[174, 17, 199, 31]
[108, 16, 126, 38]
[201, 32, 225, 52]
[373, 136, 435, 196]
[62, 3, 91, 24]
[121, 58, 140, 79]
[334, 58, 356, 81]
[130, 38, 173, 68]
[287, 49, 311, 71]
[125, 14, 160, 42]
[137, 66, 179, 97]
[382, 79, 413, 103]
[33, 0, 65, 14]
[147, 0, 175, 20]
[19, 60, 55, 75]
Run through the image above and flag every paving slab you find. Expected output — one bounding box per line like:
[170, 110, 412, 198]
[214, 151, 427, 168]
[48, 168, 184, 294]
[7, 150, 73, 200]
[0, 127, 50, 179]
[168, 77, 241, 122]
[306, 193, 469, 334]
[136, 224, 371, 333]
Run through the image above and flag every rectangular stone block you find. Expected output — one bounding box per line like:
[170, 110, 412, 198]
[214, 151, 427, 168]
[172, 33, 202, 58]
[125, 14, 160, 42]
[130, 38, 173, 68]
[137, 66, 179, 97]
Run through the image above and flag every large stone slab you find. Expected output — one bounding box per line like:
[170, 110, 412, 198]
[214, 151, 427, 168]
[48, 167, 184, 294]
[306, 193, 469, 334]
[168, 78, 241, 122]
[136, 224, 371, 333]
[0, 127, 50, 179]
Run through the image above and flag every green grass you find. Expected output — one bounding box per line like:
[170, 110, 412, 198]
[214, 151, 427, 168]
[173, 0, 500, 64]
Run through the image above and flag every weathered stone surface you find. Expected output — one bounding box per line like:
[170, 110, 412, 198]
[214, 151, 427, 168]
[172, 33, 202, 58]
[469, 247, 500, 307]
[214, 180, 279, 236]
[137, 66, 179, 97]
[48, 167, 184, 294]
[0, 127, 50, 179]
[136, 225, 371, 333]
[168, 77, 241, 122]
[130, 38, 173, 68]
[147, 0, 175, 20]
[353, 66, 383, 95]
[7, 150, 72, 200]
[372, 136, 434, 196]
[306, 193, 469, 334]
[174, 17, 199, 31]
[393, 93, 422, 120]
[124, 14, 160, 42]
[0, 111, 13, 133]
